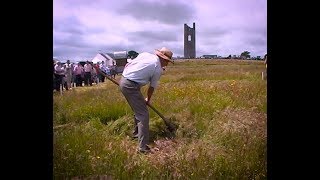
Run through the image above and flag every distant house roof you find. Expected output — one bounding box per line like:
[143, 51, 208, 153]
[106, 53, 115, 59]
[99, 53, 114, 61]
[113, 51, 127, 59]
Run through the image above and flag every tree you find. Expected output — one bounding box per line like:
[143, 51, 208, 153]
[240, 51, 250, 59]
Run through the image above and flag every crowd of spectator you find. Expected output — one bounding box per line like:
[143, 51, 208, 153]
[53, 60, 117, 92]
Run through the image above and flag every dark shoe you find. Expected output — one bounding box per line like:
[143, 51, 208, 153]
[137, 146, 151, 154]
[132, 126, 138, 139]
[132, 134, 138, 139]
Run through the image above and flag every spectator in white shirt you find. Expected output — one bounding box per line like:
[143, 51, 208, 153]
[99, 61, 107, 82]
[64, 60, 73, 90]
[54, 61, 65, 91]
[73, 62, 84, 87]
[84, 61, 93, 86]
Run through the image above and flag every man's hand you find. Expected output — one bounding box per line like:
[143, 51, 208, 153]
[146, 86, 154, 105]
[145, 97, 150, 105]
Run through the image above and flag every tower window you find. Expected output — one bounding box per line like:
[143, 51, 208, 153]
[188, 35, 191, 41]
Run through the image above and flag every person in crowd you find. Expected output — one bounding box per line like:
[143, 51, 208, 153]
[64, 60, 73, 90]
[84, 61, 93, 86]
[99, 61, 107, 82]
[54, 61, 65, 91]
[93, 62, 101, 84]
[73, 62, 84, 87]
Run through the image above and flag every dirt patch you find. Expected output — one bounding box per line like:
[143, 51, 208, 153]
[71, 175, 112, 180]
[144, 138, 181, 165]
[219, 107, 267, 137]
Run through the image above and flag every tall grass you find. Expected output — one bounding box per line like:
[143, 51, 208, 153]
[53, 59, 267, 179]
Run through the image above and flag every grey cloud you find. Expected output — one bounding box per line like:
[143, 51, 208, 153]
[204, 29, 228, 37]
[53, 44, 108, 61]
[238, 26, 267, 50]
[198, 26, 228, 36]
[53, 46, 93, 61]
[246, 36, 266, 47]
[54, 16, 85, 35]
[127, 30, 178, 42]
[53, 15, 108, 59]
[58, 0, 109, 9]
[54, 16, 105, 35]
[58, 0, 132, 12]
[197, 27, 229, 44]
[54, 35, 102, 61]
[118, 1, 195, 24]
[54, 33, 90, 49]
[100, 44, 134, 53]
[167, 46, 184, 57]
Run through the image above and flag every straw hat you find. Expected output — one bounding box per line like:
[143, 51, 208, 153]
[155, 47, 174, 63]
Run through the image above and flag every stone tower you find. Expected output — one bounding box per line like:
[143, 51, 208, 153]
[184, 22, 196, 58]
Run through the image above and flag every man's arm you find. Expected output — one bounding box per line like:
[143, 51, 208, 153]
[146, 86, 155, 104]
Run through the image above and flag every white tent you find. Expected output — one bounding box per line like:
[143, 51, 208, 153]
[91, 53, 116, 66]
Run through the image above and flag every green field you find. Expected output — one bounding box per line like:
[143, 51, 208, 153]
[53, 59, 267, 179]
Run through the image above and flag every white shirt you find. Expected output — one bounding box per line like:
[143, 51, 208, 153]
[99, 63, 108, 73]
[54, 64, 65, 75]
[84, 64, 92, 72]
[65, 63, 73, 76]
[122, 52, 163, 88]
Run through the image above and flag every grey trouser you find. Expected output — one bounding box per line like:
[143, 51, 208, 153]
[119, 77, 149, 150]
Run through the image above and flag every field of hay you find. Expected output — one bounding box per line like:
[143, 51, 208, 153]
[53, 59, 267, 179]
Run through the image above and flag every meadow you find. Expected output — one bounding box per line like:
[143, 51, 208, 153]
[53, 59, 267, 179]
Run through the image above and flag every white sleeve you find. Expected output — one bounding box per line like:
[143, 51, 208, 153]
[150, 69, 161, 88]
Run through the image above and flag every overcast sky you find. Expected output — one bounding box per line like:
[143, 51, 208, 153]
[53, 0, 267, 62]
